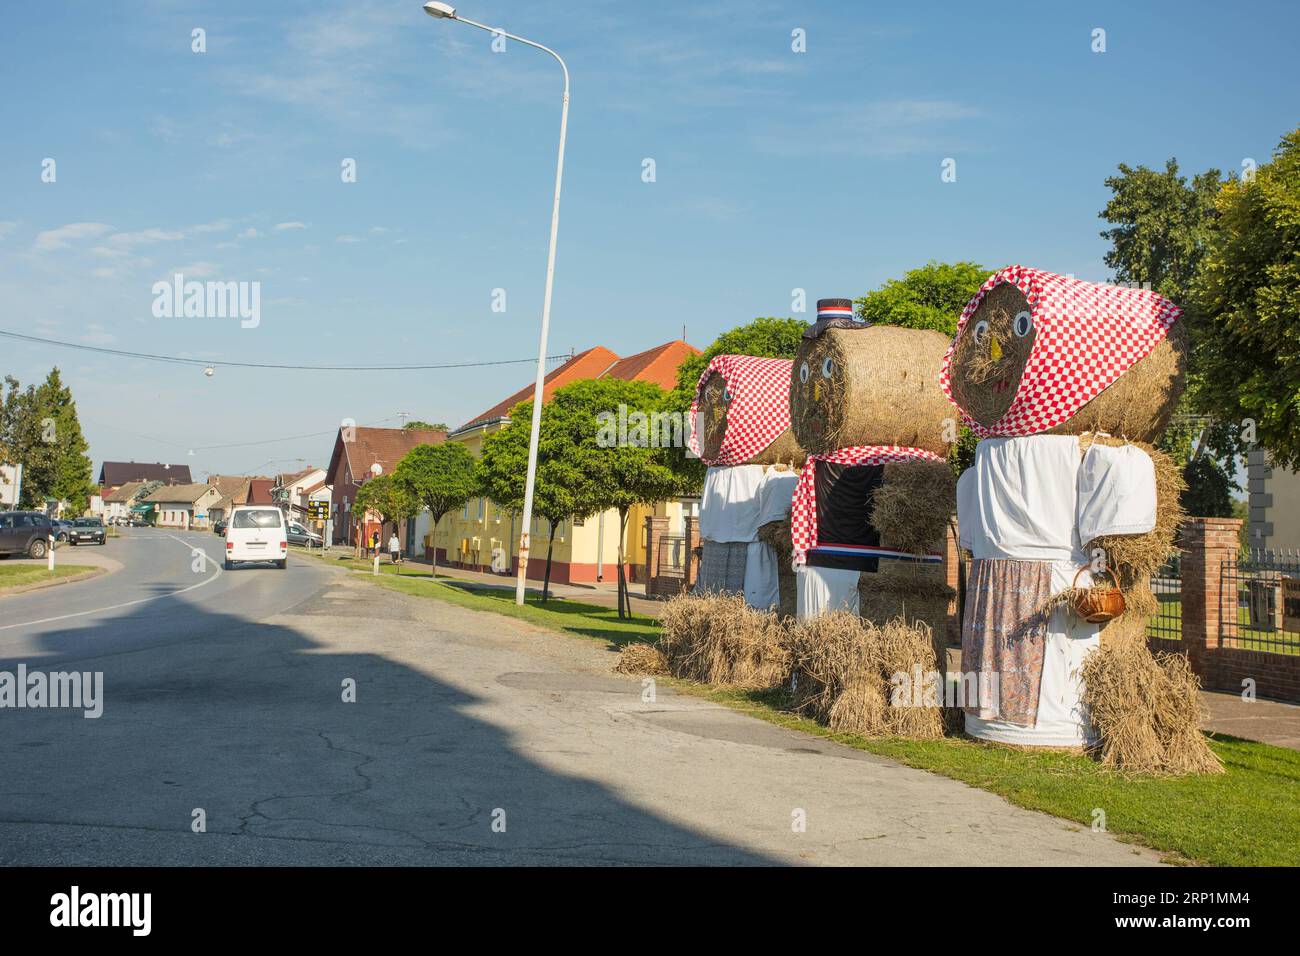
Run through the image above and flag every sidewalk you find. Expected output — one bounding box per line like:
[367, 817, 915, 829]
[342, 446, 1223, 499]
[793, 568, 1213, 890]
[328, 549, 665, 618]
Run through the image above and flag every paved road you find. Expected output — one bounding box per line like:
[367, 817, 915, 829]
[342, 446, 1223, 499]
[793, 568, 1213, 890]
[0, 530, 1162, 865]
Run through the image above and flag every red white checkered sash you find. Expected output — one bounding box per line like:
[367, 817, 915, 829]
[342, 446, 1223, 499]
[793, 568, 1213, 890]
[790, 445, 946, 567]
[688, 355, 794, 465]
[939, 265, 1181, 437]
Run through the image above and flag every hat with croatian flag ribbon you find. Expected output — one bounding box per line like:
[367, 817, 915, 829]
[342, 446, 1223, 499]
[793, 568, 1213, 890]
[803, 297, 864, 340]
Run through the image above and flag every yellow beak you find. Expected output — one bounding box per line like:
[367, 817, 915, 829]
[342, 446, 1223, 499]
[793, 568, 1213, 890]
[990, 335, 1002, 362]
[813, 380, 821, 401]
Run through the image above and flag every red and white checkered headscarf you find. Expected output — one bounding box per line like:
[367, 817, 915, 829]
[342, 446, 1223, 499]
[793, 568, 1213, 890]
[688, 355, 794, 466]
[939, 265, 1181, 437]
[790, 445, 945, 566]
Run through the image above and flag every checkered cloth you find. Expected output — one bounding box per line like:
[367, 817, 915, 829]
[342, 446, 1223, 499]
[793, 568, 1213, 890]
[939, 265, 1181, 437]
[790, 445, 946, 566]
[688, 355, 794, 465]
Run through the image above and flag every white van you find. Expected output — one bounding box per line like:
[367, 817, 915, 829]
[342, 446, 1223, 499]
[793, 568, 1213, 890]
[224, 505, 288, 569]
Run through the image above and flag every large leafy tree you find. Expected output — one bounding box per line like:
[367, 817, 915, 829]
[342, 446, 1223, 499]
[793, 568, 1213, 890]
[352, 474, 419, 551]
[1098, 157, 1243, 515]
[394, 441, 477, 577]
[1, 368, 94, 513]
[854, 260, 992, 336]
[1190, 128, 1300, 470]
[1100, 159, 1222, 301]
[569, 378, 689, 617]
[478, 385, 609, 601]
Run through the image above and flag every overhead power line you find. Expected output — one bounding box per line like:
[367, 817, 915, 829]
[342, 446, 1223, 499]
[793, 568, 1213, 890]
[0, 328, 570, 372]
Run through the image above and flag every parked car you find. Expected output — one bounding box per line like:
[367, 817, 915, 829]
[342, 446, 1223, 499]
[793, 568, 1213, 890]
[68, 517, 106, 545]
[123, 516, 148, 527]
[50, 518, 72, 543]
[0, 510, 55, 558]
[224, 505, 287, 569]
[286, 521, 323, 549]
[212, 519, 227, 536]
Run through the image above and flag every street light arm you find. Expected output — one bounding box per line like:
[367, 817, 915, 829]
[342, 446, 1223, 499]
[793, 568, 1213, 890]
[451, 16, 569, 92]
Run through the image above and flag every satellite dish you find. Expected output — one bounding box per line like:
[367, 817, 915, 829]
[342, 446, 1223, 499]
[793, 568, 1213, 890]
[370, 463, 383, 477]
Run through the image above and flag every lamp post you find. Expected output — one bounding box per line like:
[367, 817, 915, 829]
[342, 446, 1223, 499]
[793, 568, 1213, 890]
[423, 1, 569, 607]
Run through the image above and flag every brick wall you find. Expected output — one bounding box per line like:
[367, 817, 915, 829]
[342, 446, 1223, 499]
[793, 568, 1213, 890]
[1154, 517, 1300, 703]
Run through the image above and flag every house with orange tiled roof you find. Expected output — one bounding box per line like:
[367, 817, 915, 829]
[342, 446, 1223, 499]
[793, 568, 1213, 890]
[430, 339, 700, 586]
[325, 426, 447, 547]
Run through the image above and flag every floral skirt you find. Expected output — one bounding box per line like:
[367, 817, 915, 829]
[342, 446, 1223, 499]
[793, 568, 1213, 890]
[961, 558, 1053, 727]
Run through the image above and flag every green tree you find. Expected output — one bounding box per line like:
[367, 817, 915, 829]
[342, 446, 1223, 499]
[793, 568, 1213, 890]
[854, 260, 992, 336]
[403, 420, 449, 432]
[353, 474, 419, 552]
[1098, 157, 1243, 513]
[1100, 158, 1222, 301]
[478, 387, 607, 601]
[1190, 128, 1300, 470]
[0, 369, 94, 512]
[393, 441, 477, 577]
[571, 378, 688, 617]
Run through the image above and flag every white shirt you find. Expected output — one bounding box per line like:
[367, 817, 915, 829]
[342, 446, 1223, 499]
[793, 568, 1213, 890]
[388, 535, 400, 551]
[699, 465, 766, 543]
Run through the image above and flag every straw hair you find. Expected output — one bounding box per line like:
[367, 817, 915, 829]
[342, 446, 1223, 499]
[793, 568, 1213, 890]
[788, 613, 944, 738]
[657, 593, 791, 688]
[1048, 320, 1188, 443]
[789, 325, 953, 456]
[697, 370, 806, 467]
[757, 517, 797, 619]
[615, 642, 669, 676]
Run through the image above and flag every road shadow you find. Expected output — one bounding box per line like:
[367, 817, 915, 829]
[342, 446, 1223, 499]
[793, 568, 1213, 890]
[0, 581, 781, 866]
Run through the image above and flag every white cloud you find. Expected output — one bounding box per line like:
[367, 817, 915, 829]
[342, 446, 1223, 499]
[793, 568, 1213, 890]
[34, 222, 113, 252]
[275, 221, 308, 231]
[107, 227, 186, 247]
[240, 227, 261, 239]
[336, 234, 362, 243]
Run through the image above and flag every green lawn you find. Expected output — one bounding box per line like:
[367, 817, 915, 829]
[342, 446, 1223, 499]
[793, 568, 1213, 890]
[0, 563, 95, 592]
[312, 550, 1300, 866]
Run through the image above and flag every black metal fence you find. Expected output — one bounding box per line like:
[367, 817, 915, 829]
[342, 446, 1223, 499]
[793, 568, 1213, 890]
[1220, 549, 1300, 655]
[1148, 554, 1182, 641]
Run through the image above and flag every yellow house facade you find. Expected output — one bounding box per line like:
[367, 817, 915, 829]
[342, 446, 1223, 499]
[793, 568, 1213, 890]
[420, 340, 701, 585]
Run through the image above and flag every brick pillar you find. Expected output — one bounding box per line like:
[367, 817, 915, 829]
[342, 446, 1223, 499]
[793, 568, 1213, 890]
[645, 515, 667, 585]
[1181, 517, 1243, 658]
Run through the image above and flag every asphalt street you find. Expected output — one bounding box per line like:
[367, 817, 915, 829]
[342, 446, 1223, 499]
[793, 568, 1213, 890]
[0, 528, 1163, 865]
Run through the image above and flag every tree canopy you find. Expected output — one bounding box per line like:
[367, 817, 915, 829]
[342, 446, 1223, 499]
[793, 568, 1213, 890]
[394, 441, 478, 576]
[1, 368, 95, 513]
[1190, 128, 1300, 470]
[854, 260, 992, 336]
[1099, 158, 1222, 302]
[352, 474, 418, 535]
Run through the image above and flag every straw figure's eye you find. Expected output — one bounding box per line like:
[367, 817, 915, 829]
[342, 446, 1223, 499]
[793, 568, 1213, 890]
[1013, 310, 1033, 338]
[972, 320, 990, 345]
[799, 362, 810, 383]
[722, 385, 733, 403]
[821, 357, 834, 379]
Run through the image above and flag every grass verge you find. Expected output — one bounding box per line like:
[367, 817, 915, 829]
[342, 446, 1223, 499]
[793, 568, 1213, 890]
[0, 563, 97, 593]
[309, 549, 1300, 866]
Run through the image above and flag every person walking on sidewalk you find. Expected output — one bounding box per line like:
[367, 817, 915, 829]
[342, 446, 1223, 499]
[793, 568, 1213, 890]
[388, 531, 401, 566]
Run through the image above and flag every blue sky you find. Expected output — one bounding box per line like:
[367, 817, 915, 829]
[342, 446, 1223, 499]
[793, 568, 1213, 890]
[1, 0, 1295, 479]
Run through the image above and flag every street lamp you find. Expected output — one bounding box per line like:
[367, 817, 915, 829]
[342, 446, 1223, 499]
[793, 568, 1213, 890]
[423, 1, 570, 607]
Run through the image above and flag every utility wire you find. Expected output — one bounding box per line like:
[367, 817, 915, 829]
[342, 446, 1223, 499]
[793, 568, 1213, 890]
[0, 328, 570, 372]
